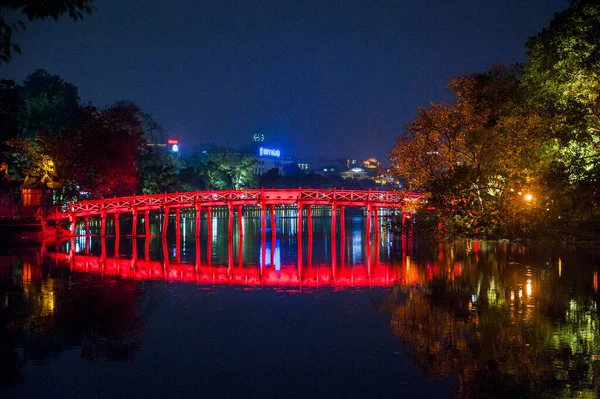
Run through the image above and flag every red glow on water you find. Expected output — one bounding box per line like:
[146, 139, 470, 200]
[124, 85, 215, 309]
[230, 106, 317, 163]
[46, 252, 412, 288]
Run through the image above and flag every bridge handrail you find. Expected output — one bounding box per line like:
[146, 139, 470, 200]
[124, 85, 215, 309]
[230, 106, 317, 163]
[49, 188, 422, 217]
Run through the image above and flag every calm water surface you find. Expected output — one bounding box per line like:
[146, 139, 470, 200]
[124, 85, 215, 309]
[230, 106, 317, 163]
[1, 212, 600, 398]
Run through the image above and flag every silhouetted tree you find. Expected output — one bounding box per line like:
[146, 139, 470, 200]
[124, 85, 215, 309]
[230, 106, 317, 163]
[0, 0, 94, 63]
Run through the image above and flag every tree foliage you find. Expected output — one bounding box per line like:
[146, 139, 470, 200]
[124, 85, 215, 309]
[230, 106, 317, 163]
[18, 69, 80, 139]
[0, 0, 94, 63]
[391, 1, 600, 240]
[44, 105, 147, 199]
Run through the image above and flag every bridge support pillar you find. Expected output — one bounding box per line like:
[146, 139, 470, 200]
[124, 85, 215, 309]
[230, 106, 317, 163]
[206, 207, 212, 237]
[260, 203, 266, 235]
[331, 203, 337, 237]
[101, 212, 107, 236]
[237, 205, 243, 236]
[84, 217, 89, 236]
[339, 206, 345, 236]
[195, 205, 201, 237]
[70, 214, 76, 236]
[307, 205, 312, 236]
[162, 207, 170, 237]
[132, 210, 138, 236]
[175, 208, 181, 237]
[270, 205, 276, 236]
[114, 213, 120, 237]
[145, 211, 151, 236]
[227, 203, 233, 237]
[373, 207, 379, 238]
[297, 204, 303, 237]
[365, 204, 372, 239]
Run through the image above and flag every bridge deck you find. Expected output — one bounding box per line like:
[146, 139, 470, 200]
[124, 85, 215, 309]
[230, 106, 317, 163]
[44, 188, 421, 221]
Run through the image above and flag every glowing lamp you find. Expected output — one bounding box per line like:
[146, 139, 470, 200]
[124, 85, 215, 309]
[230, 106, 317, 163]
[525, 194, 532, 201]
[172, 144, 179, 152]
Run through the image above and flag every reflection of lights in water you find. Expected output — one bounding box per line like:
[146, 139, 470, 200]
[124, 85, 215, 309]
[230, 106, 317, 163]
[260, 239, 281, 271]
[526, 279, 532, 297]
[212, 217, 218, 242]
[518, 288, 523, 299]
[510, 291, 515, 301]
[558, 257, 562, 277]
[352, 228, 362, 264]
[406, 256, 410, 271]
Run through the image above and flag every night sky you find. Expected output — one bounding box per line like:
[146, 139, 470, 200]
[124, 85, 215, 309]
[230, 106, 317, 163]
[2, 0, 567, 165]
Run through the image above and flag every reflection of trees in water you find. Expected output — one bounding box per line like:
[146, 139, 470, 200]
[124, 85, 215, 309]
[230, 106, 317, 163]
[386, 242, 600, 398]
[0, 253, 161, 385]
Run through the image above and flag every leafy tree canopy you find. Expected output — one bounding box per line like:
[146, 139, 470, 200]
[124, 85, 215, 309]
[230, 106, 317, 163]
[0, 0, 94, 63]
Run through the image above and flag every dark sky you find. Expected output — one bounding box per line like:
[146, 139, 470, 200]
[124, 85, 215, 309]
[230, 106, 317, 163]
[2, 0, 567, 165]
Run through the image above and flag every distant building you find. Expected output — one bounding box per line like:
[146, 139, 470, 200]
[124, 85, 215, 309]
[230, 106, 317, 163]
[341, 167, 368, 180]
[363, 158, 380, 170]
[149, 138, 181, 156]
[250, 146, 295, 175]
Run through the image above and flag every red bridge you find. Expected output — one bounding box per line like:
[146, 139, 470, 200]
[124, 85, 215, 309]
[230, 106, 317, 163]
[42, 188, 421, 237]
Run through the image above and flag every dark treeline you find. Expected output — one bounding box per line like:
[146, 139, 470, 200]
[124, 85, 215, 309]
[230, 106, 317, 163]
[390, 0, 600, 240]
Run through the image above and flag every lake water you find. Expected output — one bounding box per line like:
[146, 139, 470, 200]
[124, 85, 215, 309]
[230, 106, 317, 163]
[1, 212, 600, 398]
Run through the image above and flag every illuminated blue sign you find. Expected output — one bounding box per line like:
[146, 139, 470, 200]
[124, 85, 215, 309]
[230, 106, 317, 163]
[259, 147, 280, 157]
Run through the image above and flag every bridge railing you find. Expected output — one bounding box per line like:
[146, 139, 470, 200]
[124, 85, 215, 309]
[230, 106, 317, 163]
[56, 188, 422, 217]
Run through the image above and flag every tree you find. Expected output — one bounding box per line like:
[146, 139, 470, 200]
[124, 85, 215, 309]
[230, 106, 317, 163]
[522, 0, 600, 236]
[114, 100, 165, 144]
[0, 0, 94, 63]
[203, 149, 257, 189]
[137, 148, 184, 194]
[18, 69, 80, 139]
[390, 65, 548, 238]
[45, 104, 147, 199]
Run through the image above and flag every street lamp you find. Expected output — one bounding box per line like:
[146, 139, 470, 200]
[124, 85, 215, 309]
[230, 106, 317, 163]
[525, 193, 533, 202]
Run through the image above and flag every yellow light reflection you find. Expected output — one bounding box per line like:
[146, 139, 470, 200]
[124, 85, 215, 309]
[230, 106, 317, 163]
[526, 279, 532, 297]
[558, 257, 562, 277]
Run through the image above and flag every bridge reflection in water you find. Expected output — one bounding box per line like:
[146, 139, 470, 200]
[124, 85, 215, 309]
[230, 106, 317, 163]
[44, 214, 420, 289]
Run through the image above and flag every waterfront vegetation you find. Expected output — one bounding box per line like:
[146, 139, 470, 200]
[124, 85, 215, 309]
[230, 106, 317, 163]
[390, 0, 600, 240]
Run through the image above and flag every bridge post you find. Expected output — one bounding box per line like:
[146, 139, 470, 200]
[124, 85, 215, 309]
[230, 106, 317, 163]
[270, 205, 276, 236]
[162, 207, 170, 237]
[206, 207, 212, 237]
[307, 205, 313, 236]
[339, 206, 345, 236]
[84, 217, 89, 236]
[195, 204, 201, 237]
[239, 232, 244, 267]
[237, 205, 243, 236]
[69, 216, 76, 236]
[365, 204, 372, 238]
[297, 203, 303, 237]
[145, 211, 151, 236]
[114, 213, 120, 237]
[373, 206, 379, 237]
[175, 208, 181, 237]
[114, 232, 120, 257]
[195, 236, 201, 271]
[260, 202, 266, 235]
[227, 203, 233, 237]
[331, 203, 337, 237]
[132, 209, 137, 236]
[101, 211, 107, 236]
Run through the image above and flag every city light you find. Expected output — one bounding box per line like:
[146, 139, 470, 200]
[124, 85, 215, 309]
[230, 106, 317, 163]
[525, 193, 533, 201]
[259, 147, 281, 157]
[172, 144, 179, 152]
